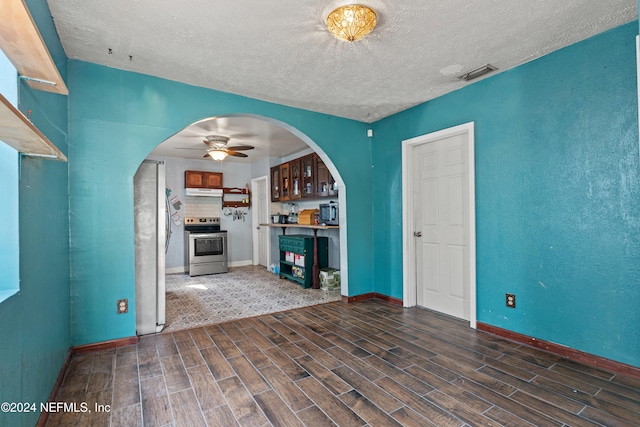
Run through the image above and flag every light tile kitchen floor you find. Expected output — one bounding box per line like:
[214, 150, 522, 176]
[163, 265, 341, 332]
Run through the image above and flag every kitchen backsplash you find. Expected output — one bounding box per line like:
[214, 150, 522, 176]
[272, 198, 338, 216]
[183, 196, 221, 218]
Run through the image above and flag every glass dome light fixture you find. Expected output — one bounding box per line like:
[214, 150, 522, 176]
[208, 149, 228, 161]
[326, 4, 377, 43]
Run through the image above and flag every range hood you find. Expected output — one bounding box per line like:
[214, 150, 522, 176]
[185, 188, 223, 197]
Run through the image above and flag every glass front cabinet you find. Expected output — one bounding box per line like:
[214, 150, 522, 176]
[279, 163, 290, 201]
[290, 158, 301, 200]
[270, 153, 336, 203]
[270, 166, 280, 202]
[301, 154, 315, 199]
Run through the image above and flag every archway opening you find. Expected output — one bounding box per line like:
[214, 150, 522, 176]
[134, 113, 349, 334]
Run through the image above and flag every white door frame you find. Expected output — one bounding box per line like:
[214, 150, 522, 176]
[402, 122, 477, 328]
[251, 175, 269, 266]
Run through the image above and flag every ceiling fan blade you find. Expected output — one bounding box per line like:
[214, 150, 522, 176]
[227, 145, 254, 151]
[226, 151, 248, 157]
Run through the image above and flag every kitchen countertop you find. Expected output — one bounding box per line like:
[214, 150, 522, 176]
[260, 223, 339, 230]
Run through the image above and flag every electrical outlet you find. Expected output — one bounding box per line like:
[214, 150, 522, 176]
[506, 293, 516, 308]
[117, 299, 128, 314]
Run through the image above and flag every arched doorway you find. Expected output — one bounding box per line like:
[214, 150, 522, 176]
[135, 113, 349, 334]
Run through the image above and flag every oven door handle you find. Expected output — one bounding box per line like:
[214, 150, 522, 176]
[189, 233, 226, 238]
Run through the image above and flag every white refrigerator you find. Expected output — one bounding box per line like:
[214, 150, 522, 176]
[134, 160, 166, 335]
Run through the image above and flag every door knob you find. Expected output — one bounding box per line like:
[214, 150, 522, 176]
[414, 231, 422, 237]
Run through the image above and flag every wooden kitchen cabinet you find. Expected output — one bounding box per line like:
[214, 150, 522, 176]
[279, 163, 290, 201]
[205, 172, 223, 188]
[314, 155, 336, 198]
[270, 166, 280, 202]
[301, 154, 315, 199]
[270, 153, 336, 201]
[289, 158, 301, 200]
[185, 170, 223, 189]
[327, 169, 337, 197]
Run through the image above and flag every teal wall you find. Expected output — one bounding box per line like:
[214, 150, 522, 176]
[372, 22, 640, 367]
[0, 1, 71, 426]
[67, 62, 373, 345]
[1, 9, 638, 424]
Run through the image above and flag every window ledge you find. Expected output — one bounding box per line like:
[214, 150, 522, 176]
[0, 288, 19, 304]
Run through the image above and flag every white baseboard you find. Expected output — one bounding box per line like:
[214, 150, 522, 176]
[229, 260, 253, 268]
[166, 266, 187, 275]
[167, 261, 254, 274]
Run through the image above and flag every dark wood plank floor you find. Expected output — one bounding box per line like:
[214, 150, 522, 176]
[46, 300, 640, 426]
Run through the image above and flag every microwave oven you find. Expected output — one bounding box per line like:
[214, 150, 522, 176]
[319, 203, 338, 226]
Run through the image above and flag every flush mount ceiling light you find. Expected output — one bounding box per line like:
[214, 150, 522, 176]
[208, 149, 228, 161]
[326, 4, 377, 42]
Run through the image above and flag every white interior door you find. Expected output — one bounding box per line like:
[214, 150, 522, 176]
[413, 130, 471, 320]
[252, 176, 269, 267]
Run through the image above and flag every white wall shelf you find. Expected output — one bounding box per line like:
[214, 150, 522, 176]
[0, 93, 66, 160]
[0, 0, 68, 95]
[0, 0, 67, 161]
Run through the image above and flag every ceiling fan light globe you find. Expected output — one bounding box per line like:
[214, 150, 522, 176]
[209, 150, 228, 161]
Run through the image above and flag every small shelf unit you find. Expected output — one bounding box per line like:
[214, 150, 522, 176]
[279, 235, 328, 288]
[222, 187, 251, 209]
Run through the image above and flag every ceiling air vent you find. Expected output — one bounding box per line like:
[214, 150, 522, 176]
[458, 64, 498, 81]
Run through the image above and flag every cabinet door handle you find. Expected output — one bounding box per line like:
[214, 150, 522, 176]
[414, 231, 422, 237]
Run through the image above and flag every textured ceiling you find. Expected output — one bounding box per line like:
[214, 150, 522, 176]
[47, 0, 637, 123]
[46, 0, 637, 162]
[149, 115, 311, 162]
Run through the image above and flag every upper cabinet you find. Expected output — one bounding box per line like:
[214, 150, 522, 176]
[270, 166, 280, 202]
[289, 158, 301, 200]
[185, 170, 223, 189]
[316, 157, 338, 197]
[301, 154, 315, 199]
[279, 162, 290, 201]
[271, 153, 336, 203]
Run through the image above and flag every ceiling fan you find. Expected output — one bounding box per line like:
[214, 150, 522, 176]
[179, 135, 254, 161]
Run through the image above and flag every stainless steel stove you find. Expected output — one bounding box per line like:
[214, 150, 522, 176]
[184, 217, 228, 276]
